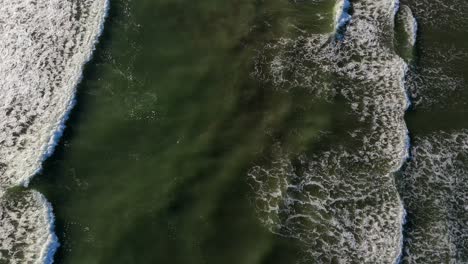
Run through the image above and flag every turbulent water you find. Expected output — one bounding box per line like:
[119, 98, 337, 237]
[0, 0, 108, 262]
[1, 0, 467, 263]
[398, 132, 468, 263]
[404, 0, 468, 109]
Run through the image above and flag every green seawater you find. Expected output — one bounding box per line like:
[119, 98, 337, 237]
[28, 0, 468, 263]
[31, 1, 341, 263]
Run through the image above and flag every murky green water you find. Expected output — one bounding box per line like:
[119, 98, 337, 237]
[29, 0, 468, 263]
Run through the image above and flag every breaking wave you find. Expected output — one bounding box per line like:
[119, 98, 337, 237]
[0, 190, 58, 264]
[398, 131, 468, 263]
[0, 0, 108, 262]
[249, 0, 417, 262]
[401, 0, 468, 109]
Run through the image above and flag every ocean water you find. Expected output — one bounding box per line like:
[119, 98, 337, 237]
[0, 0, 467, 263]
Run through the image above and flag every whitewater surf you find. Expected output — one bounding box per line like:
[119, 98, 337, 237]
[0, 0, 108, 262]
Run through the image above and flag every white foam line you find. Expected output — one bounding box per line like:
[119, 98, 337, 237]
[392, 4, 419, 263]
[394, 0, 400, 16]
[36, 192, 59, 264]
[248, 0, 417, 261]
[392, 3, 407, 263]
[22, 1, 110, 263]
[23, 0, 111, 188]
[410, 16, 418, 47]
[394, 207, 407, 264]
[397, 63, 411, 170]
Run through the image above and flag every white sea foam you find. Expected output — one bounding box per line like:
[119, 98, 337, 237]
[406, 65, 465, 108]
[405, 45, 467, 109]
[255, 0, 410, 170]
[0, 190, 58, 264]
[406, 0, 468, 31]
[0, 0, 109, 188]
[0, 0, 108, 262]
[405, 46, 467, 109]
[398, 131, 468, 263]
[395, 0, 468, 109]
[249, 146, 406, 263]
[250, 0, 414, 262]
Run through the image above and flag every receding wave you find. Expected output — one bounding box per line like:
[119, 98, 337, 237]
[0, 0, 108, 262]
